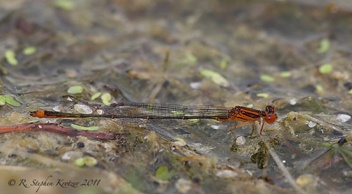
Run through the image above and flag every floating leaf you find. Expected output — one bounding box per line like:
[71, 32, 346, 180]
[147, 104, 153, 110]
[316, 85, 324, 92]
[23, 47, 37, 55]
[101, 93, 112, 105]
[101, 93, 111, 101]
[67, 86, 83, 94]
[27, 120, 39, 123]
[220, 59, 227, 69]
[4, 95, 20, 107]
[174, 138, 187, 146]
[349, 89, 352, 95]
[186, 54, 197, 63]
[155, 166, 171, 181]
[260, 74, 275, 82]
[90, 92, 101, 100]
[319, 63, 333, 74]
[171, 110, 184, 115]
[102, 100, 111, 106]
[83, 156, 97, 167]
[200, 69, 229, 87]
[5, 50, 18, 65]
[75, 158, 85, 167]
[321, 143, 331, 147]
[296, 174, 314, 187]
[71, 124, 99, 131]
[317, 38, 330, 54]
[0, 95, 6, 105]
[280, 71, 291, 78]
[54, 0, 75, 10]
[256, 93, 269, 98]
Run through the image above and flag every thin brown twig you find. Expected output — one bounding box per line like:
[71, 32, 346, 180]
[0, 123, 124, 140]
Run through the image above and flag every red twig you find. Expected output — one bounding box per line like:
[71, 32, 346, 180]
[0, 123, 124, 140]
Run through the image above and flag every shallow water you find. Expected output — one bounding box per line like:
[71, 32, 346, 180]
[0, 0, 351, 193]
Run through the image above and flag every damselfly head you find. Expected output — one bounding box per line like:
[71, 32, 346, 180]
[264, 105, 277, 124]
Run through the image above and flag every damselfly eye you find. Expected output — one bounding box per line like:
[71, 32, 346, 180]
[265, 113, 277, 124]
[265, 105, 276, 114]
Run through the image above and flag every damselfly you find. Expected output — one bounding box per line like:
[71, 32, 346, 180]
[30, 102, 278, 139]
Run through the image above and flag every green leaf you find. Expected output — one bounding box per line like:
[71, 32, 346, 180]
[171, 110, 184, 115]
[101, 93, 111, 102]
[319, 63, 333, 74]
[280, 71, 291, 78]
[101, 93, 112, 105]
[27, 120, 39, 123]
[174, 138, 187, 146]
[200, 69, 229, 87]
[256, 93, 269, 98]
[186, 54, 197, 63]
[155, 165, 170, 181]
[0, 95, 6, 105]
[67, 86, 83, 94]
[83, 156, 97, 167]
[316, 85, 324, 92]
[90, 92, 101, 100]
[220, 59, 227, 69]
[5, 50, 18, 65]
[260, 74, 275, 82]
[54, 0, 75, 10]
[321, 143, 332, 147]
[349, 89, 352, 95]
[74, 158, 85, 167]
[23, 47, 37, 55]
[102, 100, 111, 106]
[4, 95, 20, 107]
[147, 104, 153, 110]
[71, 124, 99, 131]
[317, 38, 330, 54]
